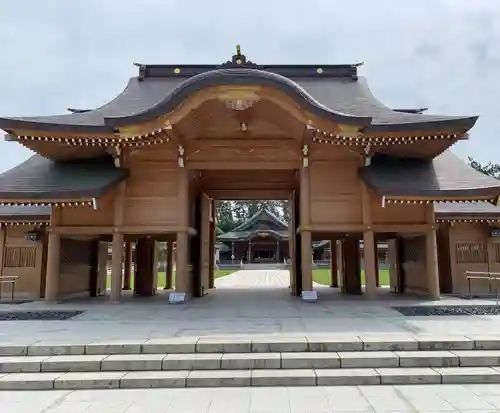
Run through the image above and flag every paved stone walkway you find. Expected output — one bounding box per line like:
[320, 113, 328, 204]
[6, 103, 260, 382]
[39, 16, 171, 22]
[4, 384, 500, 412]
[1, 287, 500, 343]
[215, 269, 322, 288]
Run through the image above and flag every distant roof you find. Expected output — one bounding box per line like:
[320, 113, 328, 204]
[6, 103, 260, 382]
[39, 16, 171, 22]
[0, 51, 477, 135]
[218, 209, 288, 241]
[232, 209, 287, 232]
[0, 155, 128, 200]
[360, 151, 500, 201]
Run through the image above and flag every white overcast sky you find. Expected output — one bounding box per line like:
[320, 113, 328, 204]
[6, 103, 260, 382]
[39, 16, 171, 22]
[0, 0, 499, 172]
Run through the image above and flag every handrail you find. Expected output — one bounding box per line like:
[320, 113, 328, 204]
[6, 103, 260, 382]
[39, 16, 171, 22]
[0, 275, 18, 301]
[465, 271, 500, 305]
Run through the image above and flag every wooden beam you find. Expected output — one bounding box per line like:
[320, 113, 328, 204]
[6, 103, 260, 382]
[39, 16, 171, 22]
[187, 161, 300, 170]
[118, 226, 197, 236]
[51, 226, 115, 235]
[301, 223, 432, 233]
[206, 190, 292, 200]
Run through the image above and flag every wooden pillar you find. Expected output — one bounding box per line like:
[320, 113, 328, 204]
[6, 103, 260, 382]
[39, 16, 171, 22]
[135, 238, 156, 296]
[363, 230, 377, 296]
[174, 152, 189, 298]
[45, 207, 61, 301]
[330, 240, 338, 287]
[200, 193, 211, 295]
[209, 199, 216, 289]
[375, 243, 380, 287]
[97, 241, 108, 296]
[300, 149, 313, 294]
[164, 239, 174, 289]
[110, 233, 124, 301]
[175, 231, 189, 294]
[361, 183, 377, 296]
[110, 181, 126, 302]
[336, 239, 344, 290]
[288, 191, 297, 293]
[123, 241, 132, 290]
[152, 241, 159, 295]
[343, 236, 362, 294]
[425, 205, 440, 299]
[0, 226, 5, 298]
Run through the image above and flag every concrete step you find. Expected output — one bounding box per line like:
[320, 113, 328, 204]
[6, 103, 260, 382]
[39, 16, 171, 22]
[2, 367, 500, 389]
[3, 335, 499, 356]
[3, 350, 500, 373]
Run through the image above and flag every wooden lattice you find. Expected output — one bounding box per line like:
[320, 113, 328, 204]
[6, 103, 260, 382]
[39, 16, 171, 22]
[455, 242, 487, 263]
[4, 247, 36, 268]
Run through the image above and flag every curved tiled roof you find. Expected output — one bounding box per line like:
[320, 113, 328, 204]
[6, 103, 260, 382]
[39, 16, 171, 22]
[360, 151, 500, 200]
[0, 63, 477, 134]
[0, 205, 50, 221]
[0, 155, 128, 200]
[435, 202, 500, 218]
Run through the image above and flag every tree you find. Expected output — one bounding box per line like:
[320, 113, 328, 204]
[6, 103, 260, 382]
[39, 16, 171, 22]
[469, 157, 500, 178]
[215, 200, 236, 233]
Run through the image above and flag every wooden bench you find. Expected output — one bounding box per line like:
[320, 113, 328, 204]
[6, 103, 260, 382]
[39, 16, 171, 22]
[0, 276, 19, 301]
[465, 271, 500, 305]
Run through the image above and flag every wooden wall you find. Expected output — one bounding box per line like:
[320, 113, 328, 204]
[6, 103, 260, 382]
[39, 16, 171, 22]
[442, 223, 498, 295]
[59, 191, 115, 227]
[400, 235, 428, 294]
[309, 152, 427, 226]
[59, 237, 95, 297]
[0, 226, 45, 299]
[123, 147, 180, 227]
[309, 160, 362, 224]
[371, 203, 427, 224]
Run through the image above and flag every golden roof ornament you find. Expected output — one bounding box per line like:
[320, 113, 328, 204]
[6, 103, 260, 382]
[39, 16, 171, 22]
[221, 44, 257, 68]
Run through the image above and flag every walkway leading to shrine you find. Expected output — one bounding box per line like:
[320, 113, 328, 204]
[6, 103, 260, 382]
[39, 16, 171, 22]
[214, 269, 322, 289]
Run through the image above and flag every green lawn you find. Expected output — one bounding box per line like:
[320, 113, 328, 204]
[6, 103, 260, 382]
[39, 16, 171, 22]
[312, 269, 390, 286]
[107, 269, 235, 290]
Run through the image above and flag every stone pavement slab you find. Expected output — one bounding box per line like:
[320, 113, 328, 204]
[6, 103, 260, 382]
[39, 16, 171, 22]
[102, 354, 165, 371]
[121, 370, 188, 388]
[54, 371, 125, 389]
[338, 350, 399, 368]
[0, 355, 49, 373]
[377, 367, 442, 384]
[221, 352, 281, 369]
[3, 384, 500, 412]
[396, 350, 459, 367]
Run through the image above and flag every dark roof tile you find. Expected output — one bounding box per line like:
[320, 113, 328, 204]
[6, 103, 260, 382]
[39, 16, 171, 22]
[0, 205, 50, 221]
[0, 69, 476, 134]
[435, 202, 500, 218]
[360, 151, 500, 199]
[0, 155, 128, 200]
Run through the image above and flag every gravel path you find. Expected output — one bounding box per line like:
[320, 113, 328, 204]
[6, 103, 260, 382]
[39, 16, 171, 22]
[215, 269, 321, 289]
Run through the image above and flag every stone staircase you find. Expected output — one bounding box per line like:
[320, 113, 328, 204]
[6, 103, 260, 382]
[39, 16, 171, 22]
[2, 335, 500, 389]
